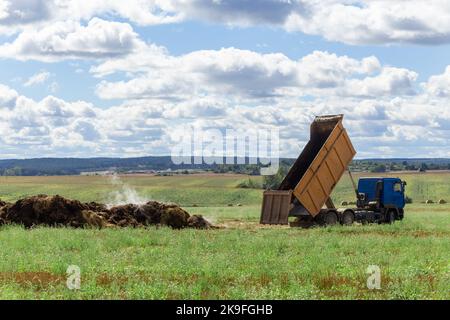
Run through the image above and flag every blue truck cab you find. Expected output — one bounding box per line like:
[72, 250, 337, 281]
[355, 177, 406, 223]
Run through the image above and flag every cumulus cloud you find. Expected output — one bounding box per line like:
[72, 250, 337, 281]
[1, 1, 450, 158]
[2, 1, 450, 45]
[0, 18, 143, 61]
[0, 0, 52, 34]
[94, 47, 417, 101]
[61, 0, 450, 46]
[296, 51, 380, 88]
[64, 0, 182, 25]
[424, 66, 450, 98]
[2, 78, 450, 159]
[342, 67, 418, 98]
[176, 0, 450, 45]
[95, 47, 297, 100]
[0, 83, 18, 108]
[89, 43, 170, 77]
[284, 0, 450, 45]
[176, 0, 302, 26]
[0, 0, 180, 34]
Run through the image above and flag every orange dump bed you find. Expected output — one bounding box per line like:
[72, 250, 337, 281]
[260, 114, 356, 224]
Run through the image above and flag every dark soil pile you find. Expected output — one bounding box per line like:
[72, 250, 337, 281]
[0, 195, 212, 230]
[188, 215, 213, 229]
[0, 200, 10, 224]
[85, 202, 108, 212]
[4, 195, 107, 228]
[105, 201, 193, 229]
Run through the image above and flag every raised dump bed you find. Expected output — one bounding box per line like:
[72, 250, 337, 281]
[260, 114, 356, 224]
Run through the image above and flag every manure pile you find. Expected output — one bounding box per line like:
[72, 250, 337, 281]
[0, 195, 212, 229]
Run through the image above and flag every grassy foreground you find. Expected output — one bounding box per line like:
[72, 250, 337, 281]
[0, 206, 449, 299]
[0, 174, 449, 299]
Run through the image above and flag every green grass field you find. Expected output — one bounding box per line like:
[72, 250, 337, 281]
[0, 173, 449, 299]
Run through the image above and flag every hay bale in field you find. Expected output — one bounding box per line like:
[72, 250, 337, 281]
[425, 199, 434, 204]
[340, 201, 348, 206]
[227, 203, 233, 207]
[438, 199, 447, 204]
[237, 203, 243, 207]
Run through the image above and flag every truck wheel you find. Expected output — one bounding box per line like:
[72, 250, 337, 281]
[386, 210, 395, 224]
[325, 211, 338, 225]
[342, 211, 354, 226]
[398, 209, 404, 220]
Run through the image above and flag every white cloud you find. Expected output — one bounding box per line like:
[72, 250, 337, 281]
[424, 66, 450, 98]
[23, 71, 50, 87]
[0, 83, 18, 108]
[283, 1, 450, 45]
[94, 47, 417, 102]
[2, 78, 450, 159]
[296, 51, 380, 87]
[0, 0, 52, 34]
[175, 0, 450, 45]
[342, 67, 418, 98]
[0, 17, 143, 61]
[162, 98, 226, 118]
[0, 0, 181, 34]
[95, 47, 299, 100]
[89, 43, 170, 77]
[65, 0, 182, 26]
[2, 1, 450, 45]
[0, 1, 450, 159]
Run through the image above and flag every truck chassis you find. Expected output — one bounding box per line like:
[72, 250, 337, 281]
[289, 206, 404, 227]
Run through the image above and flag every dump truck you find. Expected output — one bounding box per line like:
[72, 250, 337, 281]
[260, 114, 406, 226]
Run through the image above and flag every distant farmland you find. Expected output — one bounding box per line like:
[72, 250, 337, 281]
[0, 171, 448, 205]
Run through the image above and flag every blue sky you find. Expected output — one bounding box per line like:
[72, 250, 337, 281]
[0, 1, 450, 159]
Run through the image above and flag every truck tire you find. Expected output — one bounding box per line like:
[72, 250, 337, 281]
[342, 210, 354, 226]
[398, 209, 404, 220]
[386, 210, 395, 224]
[324, 211, 338, 225]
